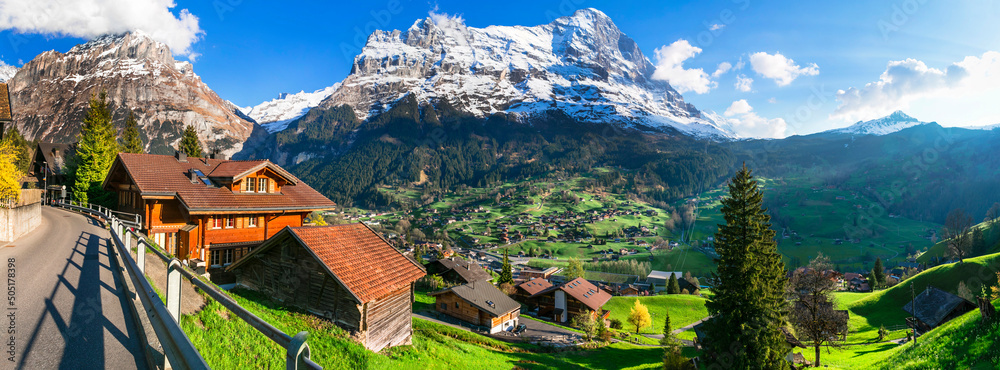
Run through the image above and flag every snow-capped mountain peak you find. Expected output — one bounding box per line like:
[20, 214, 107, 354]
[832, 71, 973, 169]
[314, 8, 736, 140]
[831, 110, 928, 135]
[241, 83, 341, 133]
[0, 63, 17, 82]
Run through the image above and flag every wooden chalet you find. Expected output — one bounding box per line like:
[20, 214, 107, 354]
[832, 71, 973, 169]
[29, 142, 75, 186]
[227, 223, 425, 352]
[429, 281, 521, 334]
[520, 266, 559, 280]
[515, 278, 553, 306]
[903, 285, 976, 332]
[425, 257, 492, 284]
[102, 152, 336, 278]
[527, 277, 612, 323]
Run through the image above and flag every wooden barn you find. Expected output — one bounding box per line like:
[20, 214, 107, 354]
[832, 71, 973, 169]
[903, 285, 977, 332]
[425, 257, 492, 284]
[429, 281, 521, 334]
[101, 152, 335, 280]
[227, 223, 425, 352]
[0, 83, 10, 135]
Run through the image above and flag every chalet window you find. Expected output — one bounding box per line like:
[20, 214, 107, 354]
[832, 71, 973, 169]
[225, 216, 235, 228]
[247, 215, 258, 228]
[258, 178, 268, 193]
[454, 302, 459, 309]
[281, 244, 293, 261]
[212, 217, 222, 229]
[224, 249, 234, 265]
[440, 303, 446, 310]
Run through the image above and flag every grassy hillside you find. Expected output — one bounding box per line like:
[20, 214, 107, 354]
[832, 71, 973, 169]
[604, 295, 710, 335]
[918, 219, 1000, 263]
[180, 288, 671, 369]
[790, 253, 1000, 368]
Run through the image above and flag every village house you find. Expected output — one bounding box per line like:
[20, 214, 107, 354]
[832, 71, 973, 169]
[520, 266, 560, 280]
[102, 152, 336, 279]
[525, 277, 612, 324]
[0, 83, 10, 135]
[430, 281, 521, 333]
[903, 286, 977, 333]
[646, 270, 683, 290]
[425, 257, 492, 284]
[227, 223, 425, 352]
[27, 142, 75, 187]
[515, 278, 553, 305]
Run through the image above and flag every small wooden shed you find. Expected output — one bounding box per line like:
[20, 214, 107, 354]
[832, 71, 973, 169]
[228, 223, 425, 352]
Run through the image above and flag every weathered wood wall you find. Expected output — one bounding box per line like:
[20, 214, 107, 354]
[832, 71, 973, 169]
[434, 292, 482, 325]
[362, 286, 413, 352]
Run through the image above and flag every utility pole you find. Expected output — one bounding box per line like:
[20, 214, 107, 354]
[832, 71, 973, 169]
[911, 282, 917, 346]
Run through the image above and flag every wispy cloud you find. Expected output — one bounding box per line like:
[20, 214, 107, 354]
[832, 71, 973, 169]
[721, 99, 787, 138]
[749, 51, 819, 86]
[735, 74, 753, 92]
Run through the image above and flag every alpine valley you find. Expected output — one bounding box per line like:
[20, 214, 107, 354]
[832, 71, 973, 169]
[7, 8, 1000, 221]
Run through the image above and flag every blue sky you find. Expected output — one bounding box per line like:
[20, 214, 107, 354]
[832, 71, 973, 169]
[2, 0, 999, 136]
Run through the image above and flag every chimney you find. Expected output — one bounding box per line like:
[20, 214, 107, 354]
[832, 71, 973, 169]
[189, 170, 198, 182]
[175, 150, 187, 162]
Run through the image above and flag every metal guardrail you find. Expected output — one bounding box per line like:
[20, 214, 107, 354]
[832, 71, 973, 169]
[53, 201, 320, 370]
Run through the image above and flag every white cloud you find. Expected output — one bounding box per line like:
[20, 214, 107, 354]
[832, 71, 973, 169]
[712, 62, 732, 78]
[709, 24, 725, 31]
[749, 52, 819, 86]
[832, 52, 1000, 123]
[767, 97, 777, 104]
[724, 99, 753, 116]
[719, 100, 787, 138]
[651, 39, 714, 94]
[0, 0, 203, 59]
[735, 74, 753, 92]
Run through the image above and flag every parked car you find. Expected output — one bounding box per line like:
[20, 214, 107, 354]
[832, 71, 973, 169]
[513, 324, 527, 335]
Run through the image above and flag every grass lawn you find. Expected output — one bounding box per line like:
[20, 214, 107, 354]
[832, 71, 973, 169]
[604, 295, 710, 335]
[179, 287, 676, 369]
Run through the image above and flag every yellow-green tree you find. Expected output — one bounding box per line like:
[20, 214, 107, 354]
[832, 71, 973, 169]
[628, 299, 652, 334]
[0, 137, 24, 202]
[68, 91, 119, 205]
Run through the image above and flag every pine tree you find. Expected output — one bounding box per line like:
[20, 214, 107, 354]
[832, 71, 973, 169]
[660, 309, 676, 346]
[667, 272, 681, 294]
[703, 164, 791, 369]
[871, 258, 886, 289]
[179, 125, 203, 157]
[68, 91, 119, 206]
[120, 110, 144, 153]
[498, 248, 513, 285]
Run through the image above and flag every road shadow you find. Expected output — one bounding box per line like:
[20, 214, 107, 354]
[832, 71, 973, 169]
[17, 230, 147, 369]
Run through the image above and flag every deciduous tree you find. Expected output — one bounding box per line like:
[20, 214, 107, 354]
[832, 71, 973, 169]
[944, 208, 973, 263]
[565, 258, 585, 280]
[789, 254, 848, 367]
[628, 299, 651, 334]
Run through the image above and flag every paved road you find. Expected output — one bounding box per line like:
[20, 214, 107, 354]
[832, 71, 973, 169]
[0, 206, 148, 370]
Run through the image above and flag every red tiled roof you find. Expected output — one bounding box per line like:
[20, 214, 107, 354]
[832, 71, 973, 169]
[289, 224, 425, 303]
[558, 278, 612, 311]
[105, 153, 335, 212]
[209, 160, 296, 184]
[517, 278, 553, 295]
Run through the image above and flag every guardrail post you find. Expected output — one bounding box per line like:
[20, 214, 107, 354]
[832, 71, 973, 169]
[123, 228, 131, 252]
[137, 239, 147, 274]
[286, 331, 311, 370]
[166, 259, 183, 323]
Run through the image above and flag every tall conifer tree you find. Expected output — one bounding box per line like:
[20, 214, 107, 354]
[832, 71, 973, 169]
[179, 125, 203, 157]
[121, 110, 144, 153]
[498, 248, 513, 285]
[69, 91, 119, 206]
[704, 164, 790, 369]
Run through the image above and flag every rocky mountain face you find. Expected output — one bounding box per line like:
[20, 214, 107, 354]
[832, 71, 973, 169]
[309, 8, 732, 139]
[6, 31, 255, 156]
